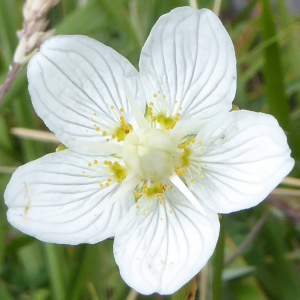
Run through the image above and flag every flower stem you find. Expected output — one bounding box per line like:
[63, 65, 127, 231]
[212, 215, 225, 300]
[213, 0, 222, 16]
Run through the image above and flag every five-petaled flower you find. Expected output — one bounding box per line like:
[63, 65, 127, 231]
[5, 7, 294, 295]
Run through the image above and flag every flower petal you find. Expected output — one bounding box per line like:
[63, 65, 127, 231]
[139, 7, 236, 123]
[113, 185, 219, 295]
[189, 111, 294, 213]
[4, 150, 136, 244]
[28, 35, 145, 155]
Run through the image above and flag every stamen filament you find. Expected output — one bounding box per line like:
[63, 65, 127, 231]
[168, 173, 207, 216]
[122, 77, 149, 129]
[170, 117, 200, 145]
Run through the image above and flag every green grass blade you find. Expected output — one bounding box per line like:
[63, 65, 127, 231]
[45, 244, 66, 300]
[212, 216, 225, 300]
[261, 0, 290, 130]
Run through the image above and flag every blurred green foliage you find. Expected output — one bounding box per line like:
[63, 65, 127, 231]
[0, 0, 300, 299]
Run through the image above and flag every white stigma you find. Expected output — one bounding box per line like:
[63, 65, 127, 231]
[123, 128, 174, 179]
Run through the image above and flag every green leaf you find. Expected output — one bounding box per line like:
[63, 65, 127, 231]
[0, 279, 13, 300]
[56, 0, 106, 35]
[223, 266, 256, 281]
[171, 278, 196, 300]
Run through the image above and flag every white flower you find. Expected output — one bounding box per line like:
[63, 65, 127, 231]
[5, 7, 294, 295]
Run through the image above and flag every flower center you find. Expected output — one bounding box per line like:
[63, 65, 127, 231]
[122, 128, 174, 179]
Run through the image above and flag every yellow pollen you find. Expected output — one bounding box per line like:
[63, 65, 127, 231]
[136, 205, 140, 209]
[105, 183, 110, 187]
[88, 163, 92, 167]
[108, 178, 112, 183]
[102, 131, 107, 136]
[142, 212, 146, 216]
[149, 102, 154, 106]
[110, 162, 128, 183]
[199, 173, 204, 178]
[93, 112, 97, 116]
[180, 148, 192, 168]
[135, 192, 140, 198]
[120, 108, 124, 113]
[170, 210, 173, 214]
[110, 106, 114, 109]
[99, 183, 104, 188]
[191, 179, 195, 183]
[96, 127, 100, 132]
[157, 113, 176, 130]
[82, 171, 85, 174]
[94, 160, 98, 165]
[142, 182, 165, 198]
[163, 95, 166, 99]
[114, 120, 133, 141]
[153, 94, 157, 97]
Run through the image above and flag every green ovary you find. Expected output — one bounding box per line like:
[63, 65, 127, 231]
[123, 128, 175, 179]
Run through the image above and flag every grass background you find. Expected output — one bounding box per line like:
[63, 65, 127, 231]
[0, 0, 300, 299]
